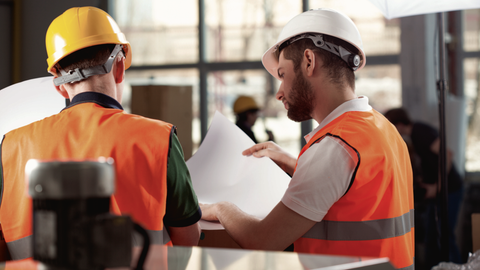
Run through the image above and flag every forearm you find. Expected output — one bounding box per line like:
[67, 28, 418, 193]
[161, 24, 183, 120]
[168, 223, 201, 246]
[213, 202, 274, 250]
[202, 201, 314, 251]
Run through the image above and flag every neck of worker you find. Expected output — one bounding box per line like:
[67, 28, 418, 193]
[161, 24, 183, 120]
[310, 75, 357, 125]
[63, 74, 123, 104]
[54, 57, 126, 104]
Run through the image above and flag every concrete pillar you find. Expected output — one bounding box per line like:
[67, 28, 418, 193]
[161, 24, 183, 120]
[400, 14, 438, 124]
[400, 13, 467, 176]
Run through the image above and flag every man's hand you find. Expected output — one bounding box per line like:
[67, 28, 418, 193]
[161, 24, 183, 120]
[199, 203, 219, 222]
[242, 141, 296, 176]
[200, 201, 316, 251]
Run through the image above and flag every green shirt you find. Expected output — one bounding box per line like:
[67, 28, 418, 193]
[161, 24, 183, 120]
[164, 132, 201, 227]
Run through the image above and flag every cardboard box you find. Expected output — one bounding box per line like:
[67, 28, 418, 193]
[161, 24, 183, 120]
[131, 85, 193, 159]
[473, 213, 480, 253]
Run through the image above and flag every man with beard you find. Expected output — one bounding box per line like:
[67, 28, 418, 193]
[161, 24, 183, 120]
[200, 8, 414, 269]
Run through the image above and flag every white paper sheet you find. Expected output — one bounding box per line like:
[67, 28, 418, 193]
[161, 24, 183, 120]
[0, 76, 65, 136]
[0, 79, 291, 231]
[187, 111, 291, 230]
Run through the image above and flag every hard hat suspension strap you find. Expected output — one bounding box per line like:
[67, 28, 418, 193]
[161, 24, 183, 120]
[276, 33, 361, 71]
[53, 44, 124, 86]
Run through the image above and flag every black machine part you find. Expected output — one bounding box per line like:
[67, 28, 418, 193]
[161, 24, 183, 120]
[27, 160, 149, 270]
[27, 160, 115, 200]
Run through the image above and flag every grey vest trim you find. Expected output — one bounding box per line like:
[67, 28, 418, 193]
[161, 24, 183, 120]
[7, 235, 32, 260]
[8, 229, 171, 259]
[303, 209, 414, 241]
[132, 229, 171, 246]
[397, 262, 415, 270]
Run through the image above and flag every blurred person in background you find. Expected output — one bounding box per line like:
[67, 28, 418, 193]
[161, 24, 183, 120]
[233, 95, 274, 143]
[384, 107, 464, 268]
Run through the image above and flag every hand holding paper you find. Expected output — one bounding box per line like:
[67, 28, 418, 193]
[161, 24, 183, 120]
[242, 141, 297, 176]
[186, 112, 291, 230]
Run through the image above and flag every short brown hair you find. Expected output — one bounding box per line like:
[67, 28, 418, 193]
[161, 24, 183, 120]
[275, 38, 355, 89]
[55, 44, 119, 74]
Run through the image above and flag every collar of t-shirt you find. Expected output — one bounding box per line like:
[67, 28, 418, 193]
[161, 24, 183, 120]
[304, 96, 372, 144]
[66, 92, 124, 111]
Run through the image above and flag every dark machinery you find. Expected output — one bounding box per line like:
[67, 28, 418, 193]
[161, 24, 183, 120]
[27, 159, 149, 270]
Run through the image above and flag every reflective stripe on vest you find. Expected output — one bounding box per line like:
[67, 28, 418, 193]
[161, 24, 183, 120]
[6, 236, 32, 260]
[303, 209, 414, 241]
[398, 262, 415, 270]
[294, 110, 415, 269]
[9, 230, 172, 260]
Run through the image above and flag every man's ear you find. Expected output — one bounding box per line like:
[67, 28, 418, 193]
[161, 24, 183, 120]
[53, 80, 70, 99]
[113, 57, 125, 84]
[303, 49, 316, 77]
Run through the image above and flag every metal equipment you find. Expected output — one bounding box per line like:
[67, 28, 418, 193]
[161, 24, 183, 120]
[26, 159, 148, 270]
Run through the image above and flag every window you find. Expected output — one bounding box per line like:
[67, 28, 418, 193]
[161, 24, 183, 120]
[463, 8, 480, 172]
[205, 0, 301, 62]
[114, 0, 402, 155]
[464, 9, 480, 52]
[114, 0, 199, 65]
[464, 58, 480, 171]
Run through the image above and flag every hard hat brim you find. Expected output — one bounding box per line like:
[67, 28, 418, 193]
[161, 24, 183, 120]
[47, 36, 132, 73]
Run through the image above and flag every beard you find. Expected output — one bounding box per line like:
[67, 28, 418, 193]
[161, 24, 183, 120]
[285, 71, 315, 122]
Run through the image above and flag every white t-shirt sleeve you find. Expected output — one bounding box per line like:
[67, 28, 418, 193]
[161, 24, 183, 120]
[281, 135, 359, 222]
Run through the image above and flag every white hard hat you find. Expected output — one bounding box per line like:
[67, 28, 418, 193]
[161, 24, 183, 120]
[262, 8, 366, 80]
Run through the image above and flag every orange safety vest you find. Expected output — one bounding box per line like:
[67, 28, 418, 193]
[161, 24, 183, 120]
[1, 102, 173, 260]
[293, 110, 415, 269]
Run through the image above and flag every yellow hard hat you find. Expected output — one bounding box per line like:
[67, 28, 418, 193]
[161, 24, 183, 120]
[45, 6, 132, 73]
[233, 96, 260, 114]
